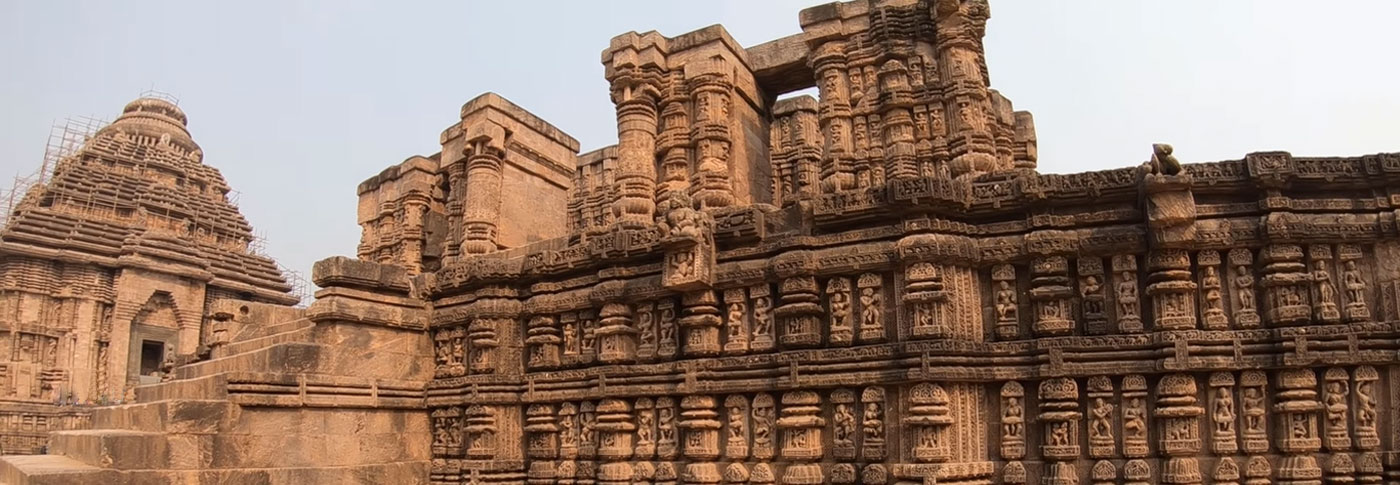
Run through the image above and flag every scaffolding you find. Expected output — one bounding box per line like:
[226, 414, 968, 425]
[279, 263, 312, 308]
[137, 88, 180, 106]
[0, 115, 108, 229]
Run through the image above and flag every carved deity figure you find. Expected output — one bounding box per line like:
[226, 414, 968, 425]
[638, 410, 654, 443]
[1117, 271, 1139, 317]
[1049, 422, 1070, 446]
[752, 296, 772, 339]
[1343, 260, 1365, 305]
[1090, 397, 1113, 440]
[1214, 387, 1236, 433]
[830, 285, 851, 327]
[1356, 381, 1377, 430]
[727, 302, 745, 340]
[1324, 380, 1348, 429]
[563, 321, 579, 355]
[658, 406, 676, 444]
[1003, 396, 1023, 439]
[995, 281, 1017, 322]
[834, 403, 855, 443]
[1082, 275, 1103, 314]
[752, 404, 772, 446]
[1314, 261, 1337, 306]
[1203, 266, 1223, 309]
[728, 405, 745, 440]
[1123, 397, 1146, 438]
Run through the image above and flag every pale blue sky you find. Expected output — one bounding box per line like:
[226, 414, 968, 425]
[2, 1, 1398, 280]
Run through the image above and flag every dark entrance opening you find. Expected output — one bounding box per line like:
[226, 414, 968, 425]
[140, 340, 164, 376]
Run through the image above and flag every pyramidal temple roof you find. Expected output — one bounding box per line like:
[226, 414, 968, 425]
[0, 97, 296, 304]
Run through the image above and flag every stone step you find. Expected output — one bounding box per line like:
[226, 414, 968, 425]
[48, 430, 168, 470]
[219, 319, 316, 357]
[0, 454, 110, 485]
[173, 341, 327, 381]
[90, 399, 235, 434]
[133, 374, 228, 403]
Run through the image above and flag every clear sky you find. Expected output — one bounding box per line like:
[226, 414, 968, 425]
[2, 1, 1398, 282]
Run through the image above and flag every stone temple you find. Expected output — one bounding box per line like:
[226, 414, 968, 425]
[1, 0, 1398, 484]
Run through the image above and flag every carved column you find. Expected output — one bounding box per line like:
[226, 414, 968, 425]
[1275, 369, 1323, 485]
[999, 381, 1026, 461]
[1030, 256, 1073, 336]
[776, 277, 822, 349]
[596, 399, 636, 485]
[467, 318, 499, 375]
[724, 395, 749, 461]
[679, 290, 721, 357]
[679, 395, 721, 485]
[934, 0, 998, 178]
[723, 289, 750, 355]
[608, 65, 663, 228]
[1199, 250, 1229, 330]
[1339, 244, 1371, 322]
[1240, 370, 1270, 454]
[526, 315, 561, 370]
[860, 387, 886, 462]
[1122, 374, 1150, 458]
[905, 382, 954, 463]
[856, 274, 886, 343]
[1038, 378, 1081, 485]
[656, 397, 678, 460]
[809, 41, 854, 192]
[444, 162, 467, 260]
[1229, 249, 1261, 328]
[1079, 258, 1109, 335]
[1262, 244, 1311, 326]
[1353, 366, 1380, 450]
[877, 59, 918, 180]
[656, 74, 691, 202]
[526, 404, 560, 485]
[1148, 249, 1197, 330]
[1209, 372, 1240, 455]
[460, 132, 506, 255]
[751, 393, 776, 462]
[1156, 374, 1204, 485]
[778, 391, 824, 485]
[1309, 245, 1342, 324]
[1322, 368, 1352, 451]
[904, 262, 951, 340]
[1114, 255, 1144, 333]
[687, 61, 735, 209]
[831, 389, 857, 461]
[992, 264, 1020, 340]
[1087, 376, 1116, 458]
[464, 405, 498, 459]
[826, 278, 854, 346]
[597, 303, 637, 364]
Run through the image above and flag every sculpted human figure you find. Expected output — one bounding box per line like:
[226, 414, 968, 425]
[863, 402, 884, 440]
[1356, 381, 1377, 430]
[1343, 260, 1365, 303]
[995, 281, 1016, 321]
[1117, 271, 1138, 317]
[1214, 387, 1235, 433]
[751, 296, 772, 338]
[834, 403, 855, 443]
[1082, 275, 1102, 314]
[1123, 397, 1146, 438]
[1002, 396, 1023, 438]
[1090, 397, 1113, 439]
[563, 321, 578, 355]
[638, 411, 654, 443]
[1314, 261, 1336, 304]
[1243, 388, 1265, 432]
[658, 406, 676, 443]
[1324, 380, 1348, 428]
[728, 407, 745, 440]
[1235, 266, 1256, 310]
[1203, 266, 1222, 308]
[860, 287, 881, 329]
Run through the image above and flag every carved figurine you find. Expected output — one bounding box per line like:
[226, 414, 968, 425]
[1243, 387, 1265, 432]
[1235, 265, 1256, 310]
[834, 403, 855, 443]
[1090, 397, 1113, 440]
[1002, 396, 1023, 439]
[995, 281, 1016, 322]
[1214, 387, 1236, 433]
[863, 402, 884, 440]
[1148, 143, 1182, 175]
[1117, 271, 1139, 318]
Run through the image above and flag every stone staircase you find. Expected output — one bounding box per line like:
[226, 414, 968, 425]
[0, 273, 434, 485]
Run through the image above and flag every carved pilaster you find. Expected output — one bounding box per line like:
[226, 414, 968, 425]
[1079, 258, 1109, 335]
[562, 313, 581, 365]
[1275, 369, 1323, 485]
[597, 303, 637, 364]
[810, 41, 855, 192]
[860, 387, 886, 462]
[579, 401, 599, 460]
[635, 398, 656, 459]
[992, 264, 1020, 340]
[1353, 366, 1380, 450]
[1309, 245, 1342, 324]
[877, 59, 918, 180]
[526, 315, 562, 370]
[656, 397, 678, 460]
[826, 278, 854, 346]
[636, 302, 657, 362]
[906, 382, 954, 463]
[460, 133, 506, 255]
[432, 406, 464, 457]
[856, 274, 886, 344]
[1199, 250, 1229, 330]
[1229, 249, 1261, 328]
[749, 285, 774, 352]
[1030, 256, 1073, 337]
[580, 311, 598, 365]
[751, 393, 776, 461]
[656, 74, 691, 202]
[680, 291, 722, 357]
[1087, 376, 1116, 458]
[680, 395, 721, 485]
[1210, 372, 1240, 455]
[607, 62, 663, 229]
[596, 399, 636, 485]
[1322, 368, 1352, 451]
[464, 405, 498, 459]
[1339, 244, 1371, 322]
[904, 263, 950, 340]
[778, 391, 824, 485]
[1114, 255, 1144, 333]
[560, 403, 580, 460]
[1038, 377, 1081, 485]
[1156, 374, 1204, 485]
[687, 60, 736, 210]
[723, 289, 750, 354]
[776, 277, 822, 349]
[1148, 249, 1197, 330]
[1241, 370, 1270, 454]
[526, 404, 559, 484]
[1262, 244, 1311, 326]
[657, 301, 678, 360]
[999, 381, 1026, 460]
[831, 389, 857, 460]
[1123, 374, 1150, 458]
[467, 318, 499, 375]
